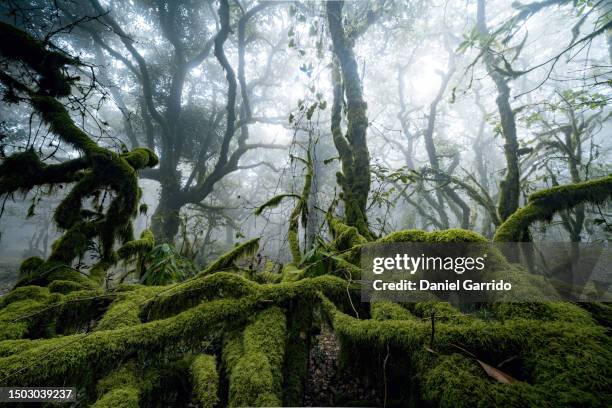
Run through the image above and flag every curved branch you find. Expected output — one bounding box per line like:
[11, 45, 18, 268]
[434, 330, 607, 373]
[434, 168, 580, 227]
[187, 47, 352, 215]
[494, 175, 612, 242]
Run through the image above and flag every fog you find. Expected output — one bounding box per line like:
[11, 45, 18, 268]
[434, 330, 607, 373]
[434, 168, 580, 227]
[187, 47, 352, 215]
[1, 0, 610, 282]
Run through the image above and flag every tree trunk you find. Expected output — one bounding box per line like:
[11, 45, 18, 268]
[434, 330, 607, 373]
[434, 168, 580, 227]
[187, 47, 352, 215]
[305, 138, 320, 251]
[477, 0, 520, 222]
[151, 176, 184, 243]
[327, 0, 373, 239]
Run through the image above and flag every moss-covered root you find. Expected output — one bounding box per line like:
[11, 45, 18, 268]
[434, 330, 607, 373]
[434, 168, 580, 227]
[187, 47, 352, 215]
[96, 286, 161, 331]
[371, 301, 415, 321]
[190, 354, 219, 408]
[0, 285, 106, 341]
[223, 307, 287, 407]
[494, 175, 612, 242]
[326, 298, 612, 407]
[327, 217, 368, 251]
[92, 362, 141, 408]
[0, 286, 52, 340]
[282, 300, 313, 406]
[200, 238, 260, 276]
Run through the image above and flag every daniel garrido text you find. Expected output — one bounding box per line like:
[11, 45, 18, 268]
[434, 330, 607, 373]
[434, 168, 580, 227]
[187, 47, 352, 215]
[372, 279, 512, 292]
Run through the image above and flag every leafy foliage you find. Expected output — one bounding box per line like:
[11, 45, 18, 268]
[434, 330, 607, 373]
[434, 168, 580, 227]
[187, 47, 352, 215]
[139, 244, 197, 286]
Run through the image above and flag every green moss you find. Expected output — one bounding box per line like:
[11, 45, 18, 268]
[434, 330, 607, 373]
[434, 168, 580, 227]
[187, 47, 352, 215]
[15, 261, 95, 290]
[288, 230, 302, 265]
[494, 175, 612, 242]
[93, 363, 141, 408]
[142, 272, 258, 321]
[201, 238, 260, 276]
[0, 298, 49, 340]
[412, 301, 463, 320]
[48, 222, 97, 264]
[0, 274, 348, 387]
[190, 354, 219, 408]
[224, 307, 287, 407]
[96, 286, 161, 331]
[92, 388, 139, 408]
[0, 339, 38, 358]
[117, 229, 155, 260]
[254, 194, 300, 215]
[47, 280, 84, 294]
[418, 353, 546, 407]
[0, 285, 109, 341]
[324, 296, 612, 407]
[328, 217, 368, 249]
[0, 297, 254, 386]
[120, 148, 159, 169]
[378, 228, 487, 243]
[371, 301, 414, 321]
[0, 286, 49, 308]
[491, 301, 595, 325]
[18, 257, 44, 277]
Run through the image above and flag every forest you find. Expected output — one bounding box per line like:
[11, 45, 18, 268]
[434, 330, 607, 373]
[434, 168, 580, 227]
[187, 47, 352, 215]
[0, 0, 610, 406]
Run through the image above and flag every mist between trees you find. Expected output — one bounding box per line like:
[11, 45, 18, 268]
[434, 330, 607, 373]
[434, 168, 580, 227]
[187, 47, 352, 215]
[0, 0, 611, 407]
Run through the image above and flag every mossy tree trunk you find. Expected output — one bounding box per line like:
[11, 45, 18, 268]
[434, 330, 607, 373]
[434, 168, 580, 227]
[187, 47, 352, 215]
[327, 0, 374, 240]
[476, 0, 521, 223]
[305, 138, 321, 252]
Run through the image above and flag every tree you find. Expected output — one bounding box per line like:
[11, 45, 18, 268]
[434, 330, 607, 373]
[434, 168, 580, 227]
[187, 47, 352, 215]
[327, 0, 374, 239]
[1, 2, 612, 407]
[84, 0, 286, 242]
[476, 0, 521, 223]
[0, 21, 157, 273]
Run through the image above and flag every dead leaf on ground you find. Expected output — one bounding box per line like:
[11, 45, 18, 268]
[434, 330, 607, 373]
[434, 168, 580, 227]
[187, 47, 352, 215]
[450, 343, 518, 384]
